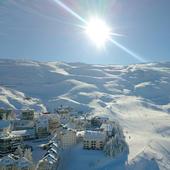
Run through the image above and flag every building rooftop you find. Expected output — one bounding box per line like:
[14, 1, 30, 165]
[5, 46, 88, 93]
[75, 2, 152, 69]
[94, 116, 109, 121]
[84, 130, 106, 141]
[49, 143, 59, 152]
[43, 154, 58, 164]
[11, 129, 35, 137]
[100, 123, 113, 132]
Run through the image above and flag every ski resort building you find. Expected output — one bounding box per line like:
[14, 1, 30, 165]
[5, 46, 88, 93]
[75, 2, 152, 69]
[37, 141, 60, 170]
[0, 135, 21, 155]
[36, 117, 49, 138]
[59, 128, 76, 149]
[0, 121, 21, 154]
[37, 154, 58, 170]
[11, 129, 36, 140]
[100, 123, 113, 137]
[95, 116, 109, 123]
[45, 114, 60, 133]
[13, 120, 35, 131]
[56, 106, 72, 115]
[0, 109, 15, 120]
[83, 130, 106, 150]
[56, 106, 71, 124]
[91, 116, 109, 127]
[21, 110, 34, 121]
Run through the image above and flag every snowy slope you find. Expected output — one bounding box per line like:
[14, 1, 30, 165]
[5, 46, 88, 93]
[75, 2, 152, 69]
[0, 59, 170, 169]
[0, 86, 46, 112]
[0, 59, 169, 112]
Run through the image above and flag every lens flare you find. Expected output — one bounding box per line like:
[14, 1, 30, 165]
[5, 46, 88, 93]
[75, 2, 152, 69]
[53, 0, 86, 23]
[85, 17, 112, 48]
[53, 0, 147, 62]
[110, 38, 147, 62]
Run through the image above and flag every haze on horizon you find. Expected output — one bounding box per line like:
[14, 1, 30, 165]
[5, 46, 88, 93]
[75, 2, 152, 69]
[0, 0, 170, 65]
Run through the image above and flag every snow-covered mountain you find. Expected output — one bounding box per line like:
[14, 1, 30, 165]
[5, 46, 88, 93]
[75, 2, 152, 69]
[0, 59, 170, 169]
[0, 59, 169, 112]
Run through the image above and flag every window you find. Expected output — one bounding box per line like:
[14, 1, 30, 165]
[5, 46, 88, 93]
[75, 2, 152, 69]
[21, 167, 29, 170]
[6, 165, 13, 170]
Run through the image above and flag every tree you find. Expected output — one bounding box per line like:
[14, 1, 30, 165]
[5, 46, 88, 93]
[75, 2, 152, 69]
[2, 113, 6, 120]
[24, 148, 33, 162]
[104, 135, 129, 157]
[36, 159, 53, 170]
[15, 145, 23, 157]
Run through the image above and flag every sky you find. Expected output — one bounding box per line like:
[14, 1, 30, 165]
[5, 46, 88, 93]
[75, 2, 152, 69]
[0, 0, 170, 65]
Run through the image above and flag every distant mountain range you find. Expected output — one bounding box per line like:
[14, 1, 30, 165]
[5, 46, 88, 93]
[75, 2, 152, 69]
[0, 59, 169, 113]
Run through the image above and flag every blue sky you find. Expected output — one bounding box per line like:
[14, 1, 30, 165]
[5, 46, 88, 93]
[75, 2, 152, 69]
[0, 0, 170, 64]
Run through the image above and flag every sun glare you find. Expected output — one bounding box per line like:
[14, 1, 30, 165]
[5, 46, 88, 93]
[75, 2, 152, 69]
[85, 17, 112, 48]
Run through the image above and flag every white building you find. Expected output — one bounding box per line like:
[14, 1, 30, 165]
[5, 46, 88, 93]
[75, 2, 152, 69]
[0, 121, 21, 154]
[59, 128, 76, 149]
[11, 129, 36, 140]
[0, 135, 21, 155]
[0, 109, 15, 120]
[21, 110, 34, 121]
[13, 120, 35, 131]
[94, 116, 109, 124]
[43, 114, 60, 133]
[37, 141, 59, 170]
[36, 117, 49, 138]
[83, 130, 106, 150]
[68, 117, 90, 130]
[56, 106, 71, 124]
[100, 123, 113, 137]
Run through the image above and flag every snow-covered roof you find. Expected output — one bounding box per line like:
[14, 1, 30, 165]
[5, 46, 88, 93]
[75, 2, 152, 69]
[22, 109, 34, 114]
[11, 129, 35, 136]
[95, 116, 109, 122]
[100, 123, 113, 132]
[84, 130, 106, 141]
[0, 120, 10, 129]
[60, 127, 76, 135]
[51, 142, 58, 148]
[48, 148, 58, 156]
[47, 150, 59, 161]
[50, 142, 59, 151]
[0, 155, 15, 166]
[76, 131, 85, 137]
[43, 154, 58, 164]
[0, 132, 22, 139]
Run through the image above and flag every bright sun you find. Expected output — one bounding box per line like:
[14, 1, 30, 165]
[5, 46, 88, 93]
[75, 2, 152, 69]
[85, 17, 112, 48]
